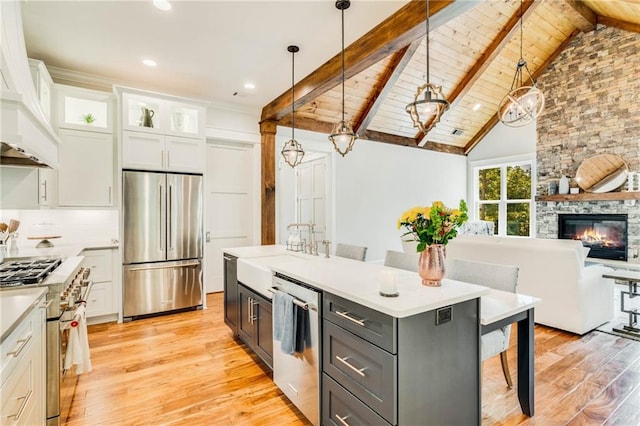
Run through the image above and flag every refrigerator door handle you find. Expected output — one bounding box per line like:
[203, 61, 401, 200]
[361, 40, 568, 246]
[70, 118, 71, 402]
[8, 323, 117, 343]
[159, 182, 165, 253]
[128, 261, 200, 272]
[168, 184, 173, 250]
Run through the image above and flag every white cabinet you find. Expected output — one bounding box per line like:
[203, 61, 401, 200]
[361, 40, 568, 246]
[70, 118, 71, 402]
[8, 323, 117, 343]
[122, 132, 204, 173]
[57, 129, 114, 207]
[118, 89, 205, 139]
[0, 167, 55, 209]
[55, 85, 115, 133]
[116, 86, 206, 173]
[28, 59, 53, 122]
[81, 249, 117, 322]
[0, 292, 46, 426]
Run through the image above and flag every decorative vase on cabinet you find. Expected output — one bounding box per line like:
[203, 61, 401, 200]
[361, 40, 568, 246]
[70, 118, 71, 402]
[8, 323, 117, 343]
[418, 244, 446, 287]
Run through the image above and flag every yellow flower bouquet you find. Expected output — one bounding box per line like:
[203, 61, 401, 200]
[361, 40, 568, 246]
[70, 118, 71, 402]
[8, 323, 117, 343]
[397, 200, 469, 252]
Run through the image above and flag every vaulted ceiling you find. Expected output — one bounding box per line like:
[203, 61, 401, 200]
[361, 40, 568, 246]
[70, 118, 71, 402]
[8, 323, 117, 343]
[261, 0, 640, 156]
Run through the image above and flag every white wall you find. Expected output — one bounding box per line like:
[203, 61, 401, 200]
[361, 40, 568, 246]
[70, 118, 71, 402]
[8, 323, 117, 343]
[334, 140, 467, 263]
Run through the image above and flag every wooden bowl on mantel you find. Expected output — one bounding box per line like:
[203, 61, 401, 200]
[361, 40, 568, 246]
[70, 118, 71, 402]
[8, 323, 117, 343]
[574, 154, 628, 193]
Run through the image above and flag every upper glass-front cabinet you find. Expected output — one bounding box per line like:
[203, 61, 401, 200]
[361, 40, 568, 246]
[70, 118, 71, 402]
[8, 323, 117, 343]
[118, 88, 206, 138]
[55, 84, 115, 133]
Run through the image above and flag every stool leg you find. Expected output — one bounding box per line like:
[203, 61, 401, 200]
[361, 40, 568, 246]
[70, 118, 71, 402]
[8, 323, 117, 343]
[500, 351, 513, 389]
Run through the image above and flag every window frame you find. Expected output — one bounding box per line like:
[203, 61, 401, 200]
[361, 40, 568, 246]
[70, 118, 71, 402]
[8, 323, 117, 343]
[472, 156, 536, 238]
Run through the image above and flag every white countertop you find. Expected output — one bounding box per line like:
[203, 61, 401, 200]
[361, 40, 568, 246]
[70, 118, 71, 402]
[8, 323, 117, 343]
[0, 287, 47, 343]
[3, 240, 118, 261]
[481, 289, 540, 325]
[227, 245, 489, 318]
[223, 245, 287, 259]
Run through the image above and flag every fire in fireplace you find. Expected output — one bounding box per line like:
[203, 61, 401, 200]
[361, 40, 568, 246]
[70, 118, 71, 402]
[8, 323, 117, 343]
[558, 214, 628, 261]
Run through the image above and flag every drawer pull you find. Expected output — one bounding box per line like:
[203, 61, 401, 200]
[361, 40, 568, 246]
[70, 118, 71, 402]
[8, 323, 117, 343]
[7, 334, 32, 357]
[7, 390, 32, 421]
[334, 414, 351, 426]
[335, 355, 366, 377]
[41, 299, 54, 309]
[335, 310, 366, 326]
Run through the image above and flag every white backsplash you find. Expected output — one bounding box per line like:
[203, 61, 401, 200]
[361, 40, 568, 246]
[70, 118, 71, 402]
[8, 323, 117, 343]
[0, 209, 118, 247]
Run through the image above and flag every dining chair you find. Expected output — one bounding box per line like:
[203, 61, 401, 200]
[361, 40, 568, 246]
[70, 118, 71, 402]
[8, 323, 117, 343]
[383, 250, 419, 272]
[446, 257, 519, 389]
[334, 243, 367, 261]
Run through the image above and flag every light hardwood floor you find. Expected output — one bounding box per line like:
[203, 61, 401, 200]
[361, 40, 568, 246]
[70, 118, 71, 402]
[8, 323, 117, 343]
[66, 293, 640, 426]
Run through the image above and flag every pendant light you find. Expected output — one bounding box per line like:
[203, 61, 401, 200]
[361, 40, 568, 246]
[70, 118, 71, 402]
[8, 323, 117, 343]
[328, 0, 357, 157]
[497, 0, 544, 127]
[281, 45, 305, 168]
[405, 0, 449, 134]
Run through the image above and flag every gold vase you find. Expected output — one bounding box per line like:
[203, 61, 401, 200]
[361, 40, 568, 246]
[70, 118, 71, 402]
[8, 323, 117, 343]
[418, 244, 446, 287]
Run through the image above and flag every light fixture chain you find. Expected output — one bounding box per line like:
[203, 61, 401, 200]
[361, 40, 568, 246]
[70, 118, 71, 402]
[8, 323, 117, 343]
[341, 6, 346, 123]
[291, 48, 295, 138]
[426, 0, 430, 83]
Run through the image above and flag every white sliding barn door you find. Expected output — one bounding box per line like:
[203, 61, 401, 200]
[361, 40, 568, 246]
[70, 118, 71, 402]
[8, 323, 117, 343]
[205, 142, 254, 293]
[296, 155, 328, 244]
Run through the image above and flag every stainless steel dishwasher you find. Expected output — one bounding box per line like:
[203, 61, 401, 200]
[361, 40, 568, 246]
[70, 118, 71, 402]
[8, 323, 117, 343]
[270, 273, 321, 426]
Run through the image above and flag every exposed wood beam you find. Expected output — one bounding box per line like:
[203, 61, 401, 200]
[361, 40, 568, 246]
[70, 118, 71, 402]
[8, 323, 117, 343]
[278, 115, 464, 155]
[259, 120, 277, 245]
[597, 15, 640, 34]
[260, 0, 481, 123]
[279, 115, 334, 135]
[360, 130, 465, 155]
[464, 29, 581, 154]
[417, 0, 539, 146]
[564, 0, 597, 32]
[354, 40, 422, 135]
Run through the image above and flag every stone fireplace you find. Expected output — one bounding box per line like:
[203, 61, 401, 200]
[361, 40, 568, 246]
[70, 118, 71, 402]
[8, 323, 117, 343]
[534, 25, 640, 264]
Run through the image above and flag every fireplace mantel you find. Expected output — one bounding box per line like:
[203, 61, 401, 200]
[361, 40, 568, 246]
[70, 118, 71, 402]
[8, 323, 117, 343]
[536, 192, 640, 202]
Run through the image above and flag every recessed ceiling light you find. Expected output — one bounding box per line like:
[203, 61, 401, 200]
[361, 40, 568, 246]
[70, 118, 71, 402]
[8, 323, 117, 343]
[153, 0, 172, 11]
[473, 103, 482, 111]
[244, 82, 256, 90]
[142, 59, 157, 67]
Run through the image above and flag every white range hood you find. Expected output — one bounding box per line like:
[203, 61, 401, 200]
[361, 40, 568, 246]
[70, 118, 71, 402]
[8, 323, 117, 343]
[0, 0, 59, 168]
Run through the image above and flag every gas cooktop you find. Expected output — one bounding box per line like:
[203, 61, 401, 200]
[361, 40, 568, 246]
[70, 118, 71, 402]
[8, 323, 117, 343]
[0, 257, 63, 288]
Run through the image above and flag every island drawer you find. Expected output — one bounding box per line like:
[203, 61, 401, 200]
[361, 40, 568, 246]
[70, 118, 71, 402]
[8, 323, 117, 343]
[322, 373, 391, 426]
[323, 292, 397, 353]
[323, 320, 397, 424]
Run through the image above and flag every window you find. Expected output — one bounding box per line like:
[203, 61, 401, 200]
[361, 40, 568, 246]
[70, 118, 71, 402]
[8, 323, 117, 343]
[475, 161, 533, 237]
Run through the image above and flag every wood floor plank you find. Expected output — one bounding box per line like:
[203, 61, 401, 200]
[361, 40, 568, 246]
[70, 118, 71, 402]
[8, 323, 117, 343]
[64, 294, 640, 426]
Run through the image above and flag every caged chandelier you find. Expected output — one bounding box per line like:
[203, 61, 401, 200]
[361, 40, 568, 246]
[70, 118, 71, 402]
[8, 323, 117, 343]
[497, 0, 545, 127]
[328, 0, 358, 157]
[281, 45, 305, 167]
[405, 0, 449, 134]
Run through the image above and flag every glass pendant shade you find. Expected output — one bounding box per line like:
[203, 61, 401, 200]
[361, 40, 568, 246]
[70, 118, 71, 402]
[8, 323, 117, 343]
[405, 83, 449, 133]
[498, 2, 545, 127]
[329, 120, 356, 157]
[498, 84, 545, 127]
[281, 138, 305, 167]
[280, 44, 304, 168]
[404, 0, 449, 134]
[329, 0, 357, 157]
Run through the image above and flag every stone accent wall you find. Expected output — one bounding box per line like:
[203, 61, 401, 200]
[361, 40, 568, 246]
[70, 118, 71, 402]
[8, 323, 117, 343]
[536, 26, 640, 189]
[534, 25, 640, 263]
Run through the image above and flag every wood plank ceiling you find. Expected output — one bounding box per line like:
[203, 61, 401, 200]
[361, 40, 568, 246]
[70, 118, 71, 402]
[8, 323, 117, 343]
[260, 0, 640, 156]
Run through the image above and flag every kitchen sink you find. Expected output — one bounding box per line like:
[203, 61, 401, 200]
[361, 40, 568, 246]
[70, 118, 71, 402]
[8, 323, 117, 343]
[237, 254, 308, 298]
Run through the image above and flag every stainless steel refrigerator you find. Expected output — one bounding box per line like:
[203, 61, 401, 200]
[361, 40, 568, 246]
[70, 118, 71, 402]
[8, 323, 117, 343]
[122, 170, 203, 319]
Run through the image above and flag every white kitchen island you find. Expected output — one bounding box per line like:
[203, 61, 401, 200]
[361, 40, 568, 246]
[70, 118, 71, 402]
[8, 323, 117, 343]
[223, 245, 489, 425]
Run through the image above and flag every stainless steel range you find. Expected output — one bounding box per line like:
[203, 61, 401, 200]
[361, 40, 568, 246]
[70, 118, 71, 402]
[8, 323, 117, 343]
[0, 256, 92, 426]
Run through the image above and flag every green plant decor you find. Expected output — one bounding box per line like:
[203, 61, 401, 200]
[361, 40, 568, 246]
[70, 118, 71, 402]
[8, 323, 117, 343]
[81, 113, 96, 124]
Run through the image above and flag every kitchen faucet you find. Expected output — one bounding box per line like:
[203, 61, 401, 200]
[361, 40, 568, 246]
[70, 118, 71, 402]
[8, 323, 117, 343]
[286, 222, 317, 255]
